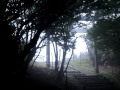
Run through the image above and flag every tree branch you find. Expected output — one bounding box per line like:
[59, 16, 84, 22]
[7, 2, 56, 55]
[64, 37, 77, 72]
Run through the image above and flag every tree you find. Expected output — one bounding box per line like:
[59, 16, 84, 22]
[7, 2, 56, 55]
[2, 0, 120, 84]
[56, 29, 76, 81]
[22, 32, 47, 73]
[87, 17, 120, 73]
[48, 23, 76, 72]
[86, 0, 120, 75]
[0, 0, 80, 79]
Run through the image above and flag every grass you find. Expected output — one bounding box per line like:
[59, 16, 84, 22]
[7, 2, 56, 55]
[34, 62, 46, 67]
[29, 57, 120, 89]
[68, 57, 120, 89]
[99, 72, 120, 89]
[69, 56, 96, 75]
[99, 66, 120, 89]
[29, 61, 46, 69]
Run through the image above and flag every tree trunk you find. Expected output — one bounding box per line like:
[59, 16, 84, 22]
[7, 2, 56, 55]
[57, 49, 67, 81]
[15, 30, 41, 77]
[64, 47, 74, 72]
[52, 41, 59, 72]
[46, 37, 50, 68]
[55, 42, 59, 72]
[94, 45, 99, 74]
[23, 46, 36, 74]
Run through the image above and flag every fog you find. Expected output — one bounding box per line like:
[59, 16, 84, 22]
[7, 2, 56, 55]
[35, 33, 88, 62]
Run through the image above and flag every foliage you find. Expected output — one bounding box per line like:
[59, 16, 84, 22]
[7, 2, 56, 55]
[48, 25, 76, 72]
[0, 0, 81, 77]
[87, 18, 120, 51]
[86, 0, 120, 79]
[1, 0, 120, 82]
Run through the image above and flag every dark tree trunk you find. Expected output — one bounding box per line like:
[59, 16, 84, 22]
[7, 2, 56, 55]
[15, 30, 41, 77]
[55, 43, 59, 72]
[23, 46, 36, 74]
[57, 49, 67, 81]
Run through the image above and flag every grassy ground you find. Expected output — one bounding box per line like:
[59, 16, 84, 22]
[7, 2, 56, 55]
[31, 55, 96, 75]
[27, 65, 81, 90]
[28, 61, 46, 69]
[69, 56, 96, 75]
[69, 57, 120, 89]
[28, 57, 120, 89]
[99, 66, 120, 89]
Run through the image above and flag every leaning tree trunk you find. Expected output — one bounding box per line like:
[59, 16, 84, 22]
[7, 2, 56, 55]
[15, 30, 41, 77]
[57, 49, 67, 82]
[23, 46, 36, 74]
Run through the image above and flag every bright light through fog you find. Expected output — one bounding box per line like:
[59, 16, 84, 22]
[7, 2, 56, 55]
[74, 33, 87, 53]
[35, 33, 88, 62]
[66, 33, 88, 58]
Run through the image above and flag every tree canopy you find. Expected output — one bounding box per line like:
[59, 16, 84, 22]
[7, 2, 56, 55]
[86, 0, 120, 72]
[1, 0, 120, 82]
